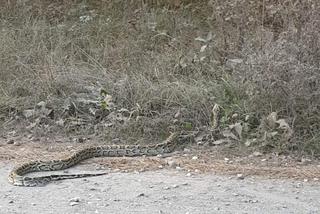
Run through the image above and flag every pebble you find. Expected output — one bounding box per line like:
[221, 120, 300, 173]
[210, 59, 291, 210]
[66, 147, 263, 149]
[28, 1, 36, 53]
[69, 202, 79, 206]
[183, 148, 191, 153]
[253, 151, 263, 157]
[69, 197, 80, 202]
[197, 141, 204, 146]
[192, 156, 198, 160]
[137, 193, 145, 197]
[186, 173, 192, 177]
[237, 174, 245, 180]
[175, 166, 182, 171]
[6, 139, 14, 144]
[13, 142, 21, 146]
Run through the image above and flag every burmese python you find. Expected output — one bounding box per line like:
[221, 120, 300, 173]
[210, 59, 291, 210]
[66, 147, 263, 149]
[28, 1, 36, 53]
[8, 132, 179, 187]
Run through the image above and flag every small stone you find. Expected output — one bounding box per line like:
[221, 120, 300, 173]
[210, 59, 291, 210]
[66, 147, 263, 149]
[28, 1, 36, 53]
[175, 166, 182, 171]
[158, 165, 163, 169]
[303, 179, 308, 182]
[194, 169, 200, 173]
[8, 200, 14, 204]
[261, 159, 267, 162]
[253, 151, 263, 157]
[192, 156, 198, 160]
[313, 178, 319, 181]
[164, 186, 170, 190]
[137, 193, 145, 197]
[186, 173, 192, 177]
[6, 139, 14, 144]
[197, 141, 204, 146]
[183, 148, 191, 153]
[69, 197, 80, 202]
[237, 174, 245, 180]
[69, 202, 79, 206]
[13, 142, 21, 146]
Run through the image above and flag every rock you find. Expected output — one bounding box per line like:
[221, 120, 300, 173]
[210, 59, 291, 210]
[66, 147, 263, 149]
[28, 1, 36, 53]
[237, 174, 245, 180]
[36, 101, 46, 108]
[186, 173, 192, 177]
[253, 151, 263, 157]
[183, 148, 191, 153]
[212, 139, 231, 145]
[197, 141, 204, 146]
[170, 184, 178, 188]
[69, 197, 80, 202]
[137, 193, 145, 197]
[192, 156, 198, 160]
[13, 142, 21, 146]
[69, 202, 79, 206]
[6, 139, 14, 144]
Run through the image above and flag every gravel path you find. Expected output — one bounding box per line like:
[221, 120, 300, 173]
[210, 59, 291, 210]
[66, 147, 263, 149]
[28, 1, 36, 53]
[0, 163, 319, 214]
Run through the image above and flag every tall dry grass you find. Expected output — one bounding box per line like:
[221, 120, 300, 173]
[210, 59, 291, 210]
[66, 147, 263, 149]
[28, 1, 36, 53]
[0, 0, 319, 154]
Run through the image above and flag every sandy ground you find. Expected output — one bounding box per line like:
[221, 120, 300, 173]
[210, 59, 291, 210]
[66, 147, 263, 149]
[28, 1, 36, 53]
[0, 137, 320, 214]
[0, 162, 320, 214]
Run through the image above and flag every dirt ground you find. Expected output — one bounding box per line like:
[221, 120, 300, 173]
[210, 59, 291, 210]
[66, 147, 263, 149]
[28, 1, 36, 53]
[0, 137, 320, 214]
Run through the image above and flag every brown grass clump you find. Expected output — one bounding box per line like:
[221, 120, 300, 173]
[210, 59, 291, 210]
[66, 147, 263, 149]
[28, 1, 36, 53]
[0, 1, 319, 155]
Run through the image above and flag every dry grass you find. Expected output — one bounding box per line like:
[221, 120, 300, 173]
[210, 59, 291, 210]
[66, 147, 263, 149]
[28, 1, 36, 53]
[0, 0, 319, 155]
